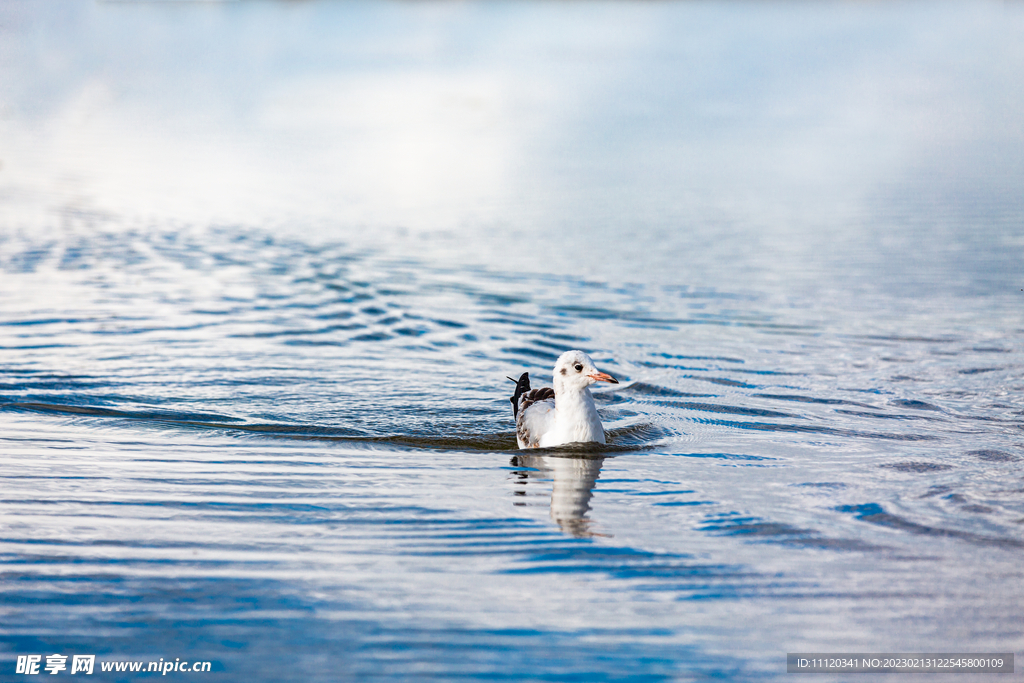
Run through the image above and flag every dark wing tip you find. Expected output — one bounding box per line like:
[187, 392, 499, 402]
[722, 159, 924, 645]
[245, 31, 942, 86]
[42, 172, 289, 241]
[509, 372, 531, 419]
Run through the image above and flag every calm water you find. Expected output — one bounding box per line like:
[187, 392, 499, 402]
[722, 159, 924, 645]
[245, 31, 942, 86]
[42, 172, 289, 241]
[2, 1, 1024, 681]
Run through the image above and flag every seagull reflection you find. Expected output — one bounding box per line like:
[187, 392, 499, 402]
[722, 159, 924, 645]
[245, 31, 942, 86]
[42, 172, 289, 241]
[510, 453, 606, 538]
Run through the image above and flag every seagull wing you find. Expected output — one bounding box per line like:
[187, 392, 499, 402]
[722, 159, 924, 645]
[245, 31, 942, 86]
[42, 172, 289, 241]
[508, 372, 531, 419]
[516, 387, 556, 449]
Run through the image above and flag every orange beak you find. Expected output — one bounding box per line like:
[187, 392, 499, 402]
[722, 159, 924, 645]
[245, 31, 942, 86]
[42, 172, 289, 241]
[588, 371, 618, 384]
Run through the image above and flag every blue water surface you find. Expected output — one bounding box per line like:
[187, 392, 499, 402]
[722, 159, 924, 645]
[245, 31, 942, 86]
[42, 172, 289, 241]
[1, 1, 1023, 681]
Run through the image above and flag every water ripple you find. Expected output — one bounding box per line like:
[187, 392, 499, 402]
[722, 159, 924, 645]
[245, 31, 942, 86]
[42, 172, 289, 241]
[2, 225, 1024, 680]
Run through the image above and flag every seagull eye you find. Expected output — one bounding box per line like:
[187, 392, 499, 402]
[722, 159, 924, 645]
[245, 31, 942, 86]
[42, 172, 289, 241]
[573, 363, 583, 372]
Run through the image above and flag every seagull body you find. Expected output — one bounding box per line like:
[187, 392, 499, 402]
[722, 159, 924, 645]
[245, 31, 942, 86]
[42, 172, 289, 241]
[509, 350, 618, 449]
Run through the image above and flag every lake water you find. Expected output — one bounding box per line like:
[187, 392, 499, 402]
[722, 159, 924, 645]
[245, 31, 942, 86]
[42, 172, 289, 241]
[1, 1, 1023, 680]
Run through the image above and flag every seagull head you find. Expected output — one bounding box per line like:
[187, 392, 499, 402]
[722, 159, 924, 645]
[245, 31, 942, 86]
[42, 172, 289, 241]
[552, 350, 618, 393]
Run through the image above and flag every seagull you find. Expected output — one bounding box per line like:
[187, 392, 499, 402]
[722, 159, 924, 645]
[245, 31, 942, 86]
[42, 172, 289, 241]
[508, 350, 618, 449]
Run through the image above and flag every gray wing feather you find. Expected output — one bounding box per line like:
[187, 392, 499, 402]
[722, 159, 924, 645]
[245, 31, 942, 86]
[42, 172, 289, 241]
[516, 387, 556, 449]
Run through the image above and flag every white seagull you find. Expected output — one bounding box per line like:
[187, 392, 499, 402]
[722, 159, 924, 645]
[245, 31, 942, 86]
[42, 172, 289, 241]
[508, 350, 618, 449]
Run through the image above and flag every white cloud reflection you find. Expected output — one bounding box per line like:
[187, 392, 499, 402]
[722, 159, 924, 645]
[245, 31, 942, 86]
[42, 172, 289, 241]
[1, 0, 1022, 293]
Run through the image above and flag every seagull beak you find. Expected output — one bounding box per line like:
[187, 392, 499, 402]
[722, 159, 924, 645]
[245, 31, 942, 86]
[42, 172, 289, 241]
[588, 371, 618, 384]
